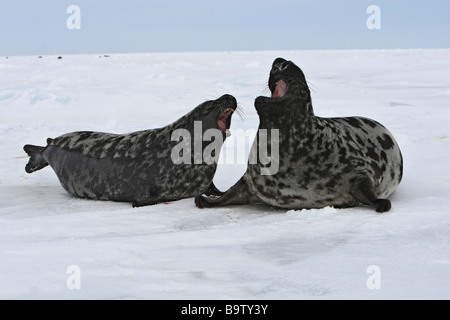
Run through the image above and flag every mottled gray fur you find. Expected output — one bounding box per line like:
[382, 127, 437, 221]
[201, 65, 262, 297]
[24, 94, 237, 207]
[196, 58, 403, 212]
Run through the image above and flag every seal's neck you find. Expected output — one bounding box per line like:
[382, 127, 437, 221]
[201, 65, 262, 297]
[165, 104, 211, 132]
[255, 96, 314, 130]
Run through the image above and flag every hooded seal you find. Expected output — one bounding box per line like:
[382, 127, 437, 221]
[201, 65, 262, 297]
[24, 94, 237, 207]
[195, 58, 403, 212]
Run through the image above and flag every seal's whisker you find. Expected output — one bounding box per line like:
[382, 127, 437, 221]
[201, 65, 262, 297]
[287, 79, 301, 93]
[235, 103, 245, 120]
[262, 83, 271, 96]
[218, 101, 244, 120]
[305, 75, 317, 94]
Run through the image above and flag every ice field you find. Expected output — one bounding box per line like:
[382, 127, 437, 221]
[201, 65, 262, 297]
[0, 49, 449, 299]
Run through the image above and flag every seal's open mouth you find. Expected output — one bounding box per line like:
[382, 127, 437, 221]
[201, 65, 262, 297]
[217, 107, 234, 135]
[270, 80, 287, 98]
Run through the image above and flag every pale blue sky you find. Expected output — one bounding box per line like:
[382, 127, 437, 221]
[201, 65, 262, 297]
[1, 0, 449, 56]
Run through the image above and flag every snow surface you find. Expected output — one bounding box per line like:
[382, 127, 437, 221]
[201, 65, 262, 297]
[1, 49, 450, 299]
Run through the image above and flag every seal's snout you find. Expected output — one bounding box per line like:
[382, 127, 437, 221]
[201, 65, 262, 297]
[269, 58, 292, 98]
[216, 94, 237, 135]
[218, 94, 237, 109]
[268, 57, 311, 100]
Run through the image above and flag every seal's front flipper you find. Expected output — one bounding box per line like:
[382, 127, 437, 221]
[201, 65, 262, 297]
[132, 198, 161, 208]
[23, 145, 48, 173]
[132, 200, 156, 208]
[350, 177, 391, 213]
[132, 195, 174, 208]
[195, 178, 258, 208]
[203, 182, 225, 197]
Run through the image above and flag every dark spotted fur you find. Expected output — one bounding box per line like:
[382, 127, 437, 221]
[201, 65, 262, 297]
[196, 58, 403, 212]
[24, 94, 237, 207]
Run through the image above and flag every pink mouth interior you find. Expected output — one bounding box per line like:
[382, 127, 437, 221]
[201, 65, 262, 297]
[217, 109, 232, 132]
[272, 80, 287, 98]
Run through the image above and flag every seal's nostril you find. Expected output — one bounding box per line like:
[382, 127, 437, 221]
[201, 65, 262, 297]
[271, 61, 290, 74]
[272, 63, 282, 74]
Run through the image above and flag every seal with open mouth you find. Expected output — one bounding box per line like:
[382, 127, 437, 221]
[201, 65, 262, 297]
[24, 94, 237, 207]
[195, 58, 403, 212]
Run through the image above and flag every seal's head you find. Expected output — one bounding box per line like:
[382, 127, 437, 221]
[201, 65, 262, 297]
[255, 59, 313, 122]
[185, 94, 238, 139]
[268, 57, 311, 101]
[214, 94, 237, 137]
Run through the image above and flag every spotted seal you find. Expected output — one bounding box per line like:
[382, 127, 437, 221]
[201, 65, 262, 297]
[24, 94, 237, 207]
[196, 58, 403, 212]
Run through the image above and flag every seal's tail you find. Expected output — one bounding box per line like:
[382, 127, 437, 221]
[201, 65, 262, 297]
[23, 144, 48, 173]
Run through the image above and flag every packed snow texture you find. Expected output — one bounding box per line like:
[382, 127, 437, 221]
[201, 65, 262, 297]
[0, 49, 449, 299]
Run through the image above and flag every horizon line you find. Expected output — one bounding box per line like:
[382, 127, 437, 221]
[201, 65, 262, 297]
[3, 47, 450, 59]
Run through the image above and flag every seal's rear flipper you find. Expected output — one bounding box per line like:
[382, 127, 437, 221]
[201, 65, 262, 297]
[23, 144, 48, 173]
[350, 176, 392, 213]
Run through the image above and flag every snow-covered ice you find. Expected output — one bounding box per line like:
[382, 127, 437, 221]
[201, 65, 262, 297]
[0, 49, 449, 299]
